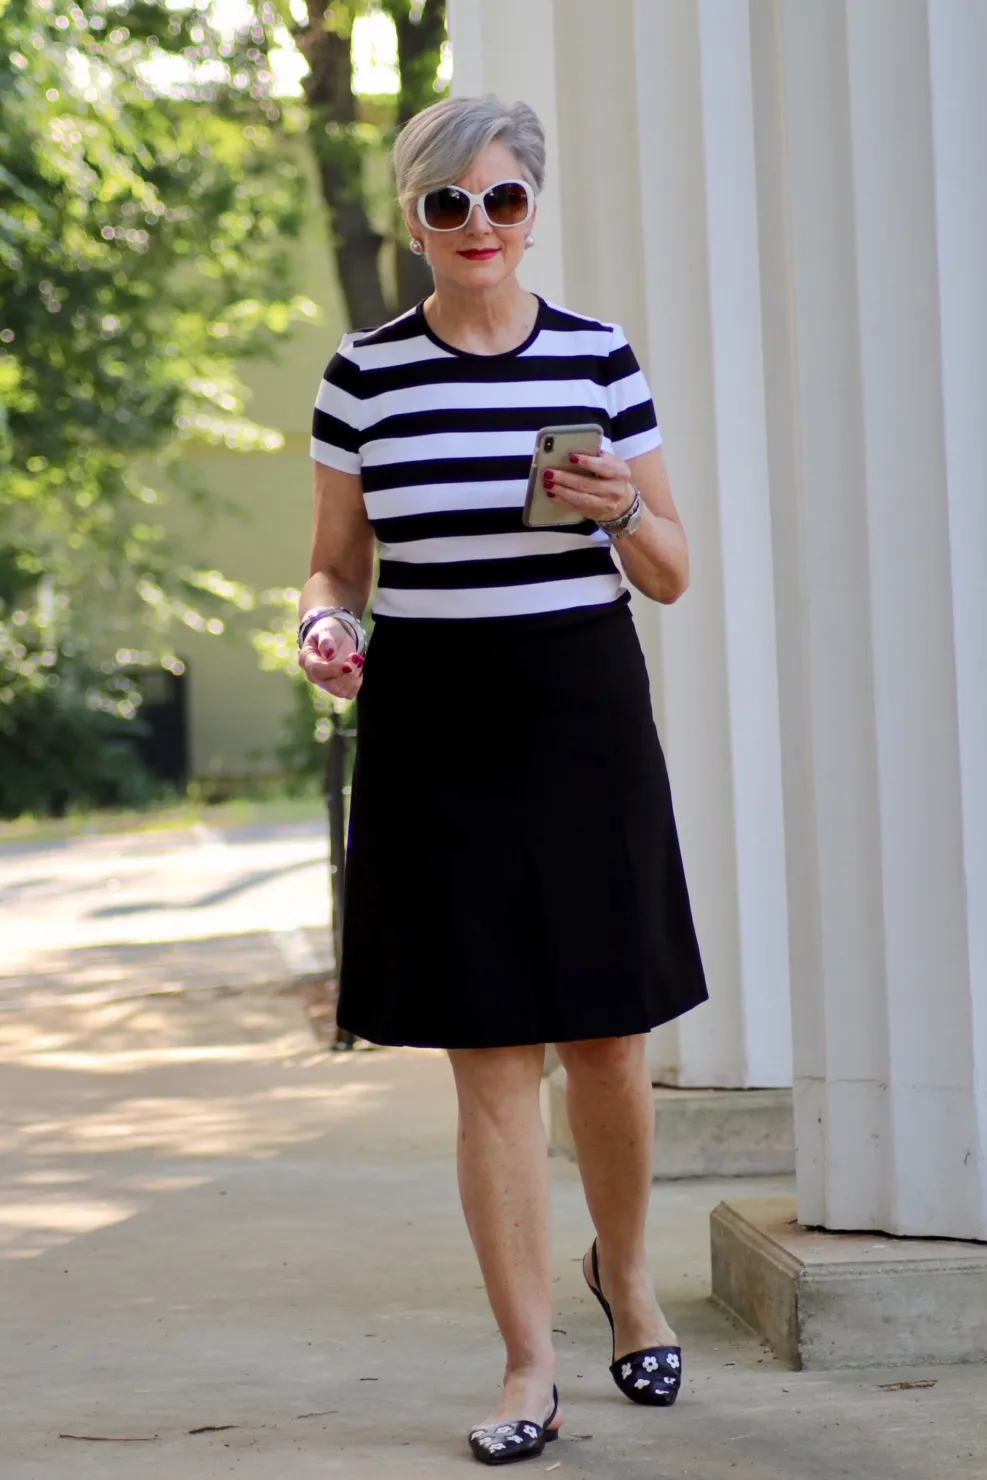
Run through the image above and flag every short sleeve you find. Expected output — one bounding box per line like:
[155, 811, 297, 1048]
[606, 325, 662, 462]
[310, 339, 363, 474]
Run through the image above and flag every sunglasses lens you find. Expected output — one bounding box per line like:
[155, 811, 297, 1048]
[422, 187, 470, 230]
[483, 181, 530, 225]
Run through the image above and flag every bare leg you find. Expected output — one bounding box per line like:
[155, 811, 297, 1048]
[448, 1044, 560, 1432]
[555, 1034, 677, 1359]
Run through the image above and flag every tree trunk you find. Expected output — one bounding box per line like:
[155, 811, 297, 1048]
[296, 7, 390, 329]
[391, 0, 447, 125]
[388, 0, 446, 311]
[318, 153, 390, 329]
[295, 1, 448, 326]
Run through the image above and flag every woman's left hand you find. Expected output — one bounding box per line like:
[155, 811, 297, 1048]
[542, 451, 636, 525]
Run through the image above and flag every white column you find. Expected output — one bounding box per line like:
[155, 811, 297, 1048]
[632, 0, 792, 1088]
[927, 4, 987, 1235]
[773, 0, 987, 1237]
[446, 0, 565, 301]
[548, 0, 648, 333]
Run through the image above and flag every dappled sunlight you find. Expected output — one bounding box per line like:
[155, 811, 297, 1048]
[0, 934, 453, 1266]
[0, 982, 406, 1259]
[5, 1074, 382, 1160]
[1, 1197, 142, 1240]
[0, 990, 314, 1063]
[16, 1168, 92, 1185]
[0, 825, 330, 971]
[0, 1023, 70, 1057]
[0, 1073, 384, 1258]
[11, 1039, 315, 1073]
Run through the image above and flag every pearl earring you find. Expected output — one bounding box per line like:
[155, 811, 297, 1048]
[409, 238, 424, 256]
[524, 234, 535, 249]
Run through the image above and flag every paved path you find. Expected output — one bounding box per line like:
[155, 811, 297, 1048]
[1, 987, 984, 1479]
[0, 821, 332, 1009]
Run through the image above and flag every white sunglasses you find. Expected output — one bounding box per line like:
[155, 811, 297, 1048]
[415, 179, 535, 233]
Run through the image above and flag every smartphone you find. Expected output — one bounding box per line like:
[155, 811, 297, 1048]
[522, 423, 604, 528]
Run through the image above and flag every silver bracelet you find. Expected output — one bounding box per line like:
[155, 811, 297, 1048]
[598, 485, 642, 540]
[297, 605, 368, 656]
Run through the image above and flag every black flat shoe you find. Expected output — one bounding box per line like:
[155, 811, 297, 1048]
[468, 1385, 560, 1466]
[584, 1238, 682, 1406]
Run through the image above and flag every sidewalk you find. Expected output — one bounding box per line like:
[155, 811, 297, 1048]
[0, 814, 332, 1021]
[0, 816, 332, 989]
[1, 986, 983, 1479]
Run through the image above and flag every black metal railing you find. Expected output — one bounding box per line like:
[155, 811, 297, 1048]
[323, 716, 357, 1049]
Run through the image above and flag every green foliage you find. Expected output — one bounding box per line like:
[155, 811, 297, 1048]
[0, 0, 449, 816]
[272, 677, 353, 795]
[250, 584, 356, 793]
[0, 638, 164, 817]
[0, 0, 315, 815]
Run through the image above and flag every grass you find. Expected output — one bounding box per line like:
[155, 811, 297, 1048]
[0, 790, 327, 846]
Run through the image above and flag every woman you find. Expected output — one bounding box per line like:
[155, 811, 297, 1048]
[298, 94, 707, 1466]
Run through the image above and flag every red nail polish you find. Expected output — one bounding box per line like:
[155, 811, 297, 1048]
[569, 453, 580, 464]
[341, 664, 352, 674]
[543, 472, 554, 487]
[546, 491, 556, 499]
[352, 655, 365, 668]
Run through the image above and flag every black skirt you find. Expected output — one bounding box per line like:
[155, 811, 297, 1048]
[337, 597, 707, 1049]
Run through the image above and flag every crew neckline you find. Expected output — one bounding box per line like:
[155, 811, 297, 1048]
[417, 295, 545, 360]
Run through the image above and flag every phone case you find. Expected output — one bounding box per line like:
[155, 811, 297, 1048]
[522, 424, 604, 528]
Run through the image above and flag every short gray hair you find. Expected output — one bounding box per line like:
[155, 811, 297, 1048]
[394, 94, 546, 215]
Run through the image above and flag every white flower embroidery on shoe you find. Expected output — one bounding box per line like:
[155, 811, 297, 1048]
[634, 1377, 650, 1390]
[621, 1361, 633, 1379]
[522, 1425, 539, 1439]
[494, 1424, 514, 1435]
[642, 1355, 659, 1372]
[666, 1352, 681, 1370]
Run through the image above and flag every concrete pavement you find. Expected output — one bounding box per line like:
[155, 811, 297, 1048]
[1, 984, 984, 1479]
[0, 817, 332, 1010]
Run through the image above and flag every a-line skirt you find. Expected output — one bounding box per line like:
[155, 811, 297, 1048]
[336, 596, 708, 1050]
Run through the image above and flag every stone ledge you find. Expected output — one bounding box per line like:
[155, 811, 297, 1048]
[710, 1196, 987, 1369]
[546, 1067, 795, 1179]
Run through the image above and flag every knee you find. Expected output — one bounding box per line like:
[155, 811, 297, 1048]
[555, 1034, 646, 1084]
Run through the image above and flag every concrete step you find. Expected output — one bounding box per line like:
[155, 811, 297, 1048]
[546, 1066, 795, 1179]
[710, 1196, 987, 1368]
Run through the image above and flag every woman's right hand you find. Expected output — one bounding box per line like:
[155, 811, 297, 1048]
[297, 616, 364, 700]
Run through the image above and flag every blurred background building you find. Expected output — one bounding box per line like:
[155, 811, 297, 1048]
[160, 193, 345, 780]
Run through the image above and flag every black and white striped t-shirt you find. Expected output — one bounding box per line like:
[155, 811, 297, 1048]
[309, 297, 661, 620]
